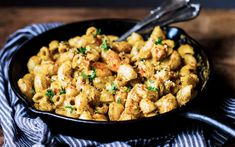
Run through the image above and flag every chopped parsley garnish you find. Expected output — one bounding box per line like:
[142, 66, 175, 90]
[116, 97, 121, 104]
[101, 39, 110, 51]
[88, 67, 96, 81]
[147, 86, 159, 92]
[124, 86, 131, 92]
[81, 67, 96, 82]
[45, 89, 54, 102]
[108, 83, 118, 94]
[59, 87, 66, 95]
[94, 28, 102, 38]
[155, 37, 162, 45]
[77, 47, 87, 54]
[65, 106, 74, 113]
[30, 89, 35, 95]
[147, 80, 159, 92]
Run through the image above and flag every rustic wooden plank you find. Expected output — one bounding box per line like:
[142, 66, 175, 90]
[0, 7, 235, 145]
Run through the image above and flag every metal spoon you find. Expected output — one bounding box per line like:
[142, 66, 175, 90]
[138, 4, 201, 35]
[117, 0, 199, 41]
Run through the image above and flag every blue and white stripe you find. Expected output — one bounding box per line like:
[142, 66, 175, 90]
[0, 23, 234, 146]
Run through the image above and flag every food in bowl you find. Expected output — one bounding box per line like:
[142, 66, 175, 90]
[18, 26, 199, 121]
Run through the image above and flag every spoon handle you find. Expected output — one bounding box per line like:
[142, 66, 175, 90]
[117, 0, 191, 41]
[139, 4, 201, 35]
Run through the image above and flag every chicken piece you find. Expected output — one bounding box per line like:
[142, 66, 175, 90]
[108, 102, 124, 121]
[124, 98, 141, 117]
[127, 32, 144, 46]
[100, 89, 114, 103]
[176, 85, 193, 106]
[117, 64, 137, 82]
[138, 39, 154, 59]
[178, 44, 194, 57]
[169, 51, 181, 70]
[140, 98, 157, 114]
[151, 44, 167, 61]
[101, 50, 121, 72]
[119, 112, 136, 121]
[150, 26, 166, 41]
[113, 77, 127, 88]
[155, 69, 171, 82]
[92, 62, 112, 77]
[138, 60, 155, 78]
[183, 54, 197, 68]
[155, 93, 178, 114]
[162, 40, 175, 50]
[180, 65, 196, 76]
[180, 74, 199, 88]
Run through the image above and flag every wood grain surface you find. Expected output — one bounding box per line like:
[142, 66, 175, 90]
[0, 7, 235, 145]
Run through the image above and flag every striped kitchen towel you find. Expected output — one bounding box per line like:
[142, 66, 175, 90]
[0, 23, 234, 147]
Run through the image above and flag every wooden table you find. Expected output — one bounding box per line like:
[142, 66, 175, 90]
[0, 7, 235, 145]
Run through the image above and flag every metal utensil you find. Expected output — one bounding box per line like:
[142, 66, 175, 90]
[138, 4, 201, 35]
[117, 0, 200, 41]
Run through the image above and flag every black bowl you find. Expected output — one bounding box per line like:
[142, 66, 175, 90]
[8, 19, 212, 141]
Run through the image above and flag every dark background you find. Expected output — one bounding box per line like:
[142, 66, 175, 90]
[0, 0, 235, 8]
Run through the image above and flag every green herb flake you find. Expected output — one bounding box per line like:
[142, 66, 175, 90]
[59, 87, 66, 95]
[109, 83, 118, 94]
[97, 28, 102, 35]
[65, 105, 74, 113]
[101, 39, 110, 51]
[94, 28, 102, 38]
[77, 47, 87, 54]
[155, 37, 162, 45]
[45, 89, 54, 102]
[147, 86, 159, 92]
[88, 67, 96, 82]
[30, 89, 36, 95]
[81, 67, 96, 82]
[124, 86, 131, 93]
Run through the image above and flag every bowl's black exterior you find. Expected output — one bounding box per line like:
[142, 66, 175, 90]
[8, 19, 211, 141]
